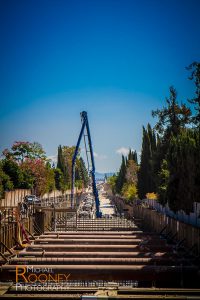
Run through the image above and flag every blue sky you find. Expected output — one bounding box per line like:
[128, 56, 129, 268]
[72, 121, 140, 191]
[0, 0, 200, 172]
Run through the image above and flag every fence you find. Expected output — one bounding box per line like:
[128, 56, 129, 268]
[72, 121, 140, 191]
[133, 204, 200, 255]
[0, 189, 31, 207]
[143, 199, 200, 227]
[0, 205, 34, 254]
[0, 191, 84, 253]
[0, 188, 83, 208]
[40, 194, 71, 207]
[112, 195, 200, 255]
[41, 188, 83, 200]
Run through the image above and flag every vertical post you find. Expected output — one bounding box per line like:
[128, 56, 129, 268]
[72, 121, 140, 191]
[35, 210, 45, 234]
[71, 115, 86, 208]
[53, 205, 56, 231]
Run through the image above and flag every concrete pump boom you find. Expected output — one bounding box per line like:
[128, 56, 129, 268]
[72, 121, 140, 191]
[71, 111, 101, 218]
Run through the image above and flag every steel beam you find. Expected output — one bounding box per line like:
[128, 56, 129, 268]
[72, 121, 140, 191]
[26, 244, 172, 252]
[34, 238, 144, 245]
[18, 251, 169, 258]
[8, 257, 192, 265]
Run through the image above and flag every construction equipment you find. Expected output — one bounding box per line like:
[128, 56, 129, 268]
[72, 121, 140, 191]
[71, 111, 101, 218]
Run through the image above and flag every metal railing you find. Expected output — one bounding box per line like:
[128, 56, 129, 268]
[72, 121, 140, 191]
[55, 216, 136, 231]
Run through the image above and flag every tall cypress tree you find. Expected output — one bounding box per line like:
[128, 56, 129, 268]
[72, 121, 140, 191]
[138, 124, 157, 199]
[116, 155, 127, 194]
[166, 129, 199, 213]
[133, 151, 138, 165]
[128, 149, 138, 164]
[57, 145, 63, 171]
[56, 145, 69, 185]
[138, 127, 149, 199]
[79, 157, 89, 187]
[128, 149, 133, 161]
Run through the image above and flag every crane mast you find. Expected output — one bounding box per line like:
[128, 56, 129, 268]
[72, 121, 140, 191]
[71, 111, 101, 218]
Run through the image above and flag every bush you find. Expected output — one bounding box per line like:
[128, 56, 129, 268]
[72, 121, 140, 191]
[122, 183, 137, 202]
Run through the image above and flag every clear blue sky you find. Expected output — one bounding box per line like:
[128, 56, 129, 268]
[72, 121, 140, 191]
[0, 0, 200, 172]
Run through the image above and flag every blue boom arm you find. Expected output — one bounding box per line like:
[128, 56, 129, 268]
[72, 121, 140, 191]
[71, 111, 101, 218]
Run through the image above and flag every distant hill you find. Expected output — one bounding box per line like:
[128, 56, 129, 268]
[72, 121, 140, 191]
[95, 172, 115, 180]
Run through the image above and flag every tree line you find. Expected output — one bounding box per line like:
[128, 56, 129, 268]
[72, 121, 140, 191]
[108, 149, 138, 202]
[109, 62, 200, 213]
[0, 142, 88, 198]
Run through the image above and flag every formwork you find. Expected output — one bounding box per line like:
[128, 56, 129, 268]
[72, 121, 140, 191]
[1, 206, 200, 298]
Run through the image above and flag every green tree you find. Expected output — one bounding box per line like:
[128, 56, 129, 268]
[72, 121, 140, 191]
[133, 151, 138, 164]
[115, 155, 127, 194]
[127, 149, 138, 164]
[151, 86, 191, 204]
[166, 129, 199, 213]
[107, 174, 117, 194]
[125, 159, 138, 185]
[45, 162, 55, 192]
[21, 158, 55, 196]
[3, 141, 46, 163]
[57, 145, 64, 171]
[122, 183, 137, 202]
[57, 145, 69, 186]
[1, 159, 24, 188]
[57, 145, 88, 190]
[187, 62, 200, 126]
[79, 157, 89, 187]
[157, 159, 169, 205]
[54, 168, 66, 191]
[152, 86, 191, 138]
[138, 124, 156, 199]
[0, 161, 13, 198]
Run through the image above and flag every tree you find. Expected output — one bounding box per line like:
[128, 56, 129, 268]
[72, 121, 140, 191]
[128, 149, 134, 161]
[128, 149, 138, 164]
[152, 86, 191, 138]
[79, 157, 89, 187]
[107, 175, 117, 194]
[21, 158, 55, 196]
[187, 62, 200, 126]
[1, 158, 24, 188]
[62, 146, 76, 184]
[57, 145, 64, 171]
[151, 86, 192, 204]
[3, 141, 46, 163]
[45, 162, 56, 192]
[133, 151, 138, 165]
[115, 155, 127, 194]
[122, 158, 138, 202]
[137, 124, 156, 199]
[114, 150, 138, 200]
[125, 159, 138, 185]
[57, 145, 69, 185]
[157, 159, 169, 205]
[31, 142, 46, 160]
[122, 183, 137, 202]
[54, 168, 66, 191]
[0, 161, 13, 198]
[166, 129, 199, 213]
[57, 145, 88, 190]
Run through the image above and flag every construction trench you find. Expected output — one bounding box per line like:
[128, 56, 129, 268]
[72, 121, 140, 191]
[0, 193, 200, 299]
